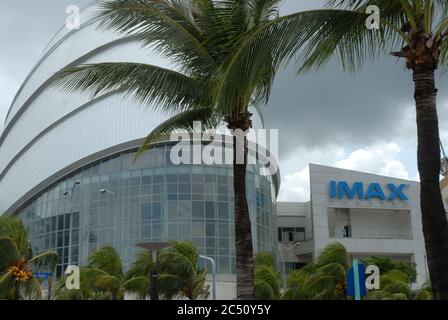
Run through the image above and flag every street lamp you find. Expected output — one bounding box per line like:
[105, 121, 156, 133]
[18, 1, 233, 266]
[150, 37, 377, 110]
[199, 255, 216, 300]
[62, 181, 81, 266]
[280, 242, 302, 288]
[63, 181, 81, 199]
[135, 242, 171, 300]
[99, 188, 118, 198]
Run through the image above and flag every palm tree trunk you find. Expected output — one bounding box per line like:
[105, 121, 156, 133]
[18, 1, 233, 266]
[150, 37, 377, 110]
[233, 134, 255, 299]
[413, 65, 448, 299]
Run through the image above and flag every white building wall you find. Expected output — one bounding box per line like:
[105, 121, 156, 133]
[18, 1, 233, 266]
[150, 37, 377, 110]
[309, 164, 428, 287]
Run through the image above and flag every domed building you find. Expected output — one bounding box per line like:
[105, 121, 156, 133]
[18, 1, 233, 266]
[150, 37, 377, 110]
[0, 2, 280, 296]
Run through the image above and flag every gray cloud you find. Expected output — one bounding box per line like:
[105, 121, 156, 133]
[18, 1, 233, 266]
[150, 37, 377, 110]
[261, 58, 447, 158]
[0, 0, 92, 124]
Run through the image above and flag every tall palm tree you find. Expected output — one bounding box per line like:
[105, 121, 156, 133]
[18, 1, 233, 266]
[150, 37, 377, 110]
[297, 0, 448, 300]
[0, 216, 58, 300]
[52, 0, 327, 299]
[199, 0, 448, 298]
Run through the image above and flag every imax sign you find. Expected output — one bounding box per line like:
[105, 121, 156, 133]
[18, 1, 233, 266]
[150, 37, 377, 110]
[330, 181, 408, 201]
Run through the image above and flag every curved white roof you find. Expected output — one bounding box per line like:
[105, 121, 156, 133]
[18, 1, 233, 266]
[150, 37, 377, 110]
[0, 2, 268, 214]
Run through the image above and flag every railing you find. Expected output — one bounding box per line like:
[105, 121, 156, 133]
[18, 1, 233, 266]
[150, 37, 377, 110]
[332, 227, 412, 240]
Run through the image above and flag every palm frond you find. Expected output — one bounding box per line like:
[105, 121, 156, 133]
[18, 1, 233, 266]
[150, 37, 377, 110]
[0, 237, 20, 270]
[0, 270, 15, 298]
[52, 63, 209, 112]
[248, 0, 281, 25]
[316, 242, 350, 269]
[126, 251, 154, 279]
[88, 246, 123, 279]
[97, 0, 216, 75]
[28, 251, 58, 272]
[19, 278, 43, 300]
[123, 276, 150, 299]
[211, 9, 369, 110]
[135, 107, 221, 159]
[94, 274, 120, 292]
[0, 216, 30, 254]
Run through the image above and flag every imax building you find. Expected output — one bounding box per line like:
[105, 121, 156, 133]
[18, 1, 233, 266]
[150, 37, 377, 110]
[0, 2, 439, 298]
[278, 164, 431, 289]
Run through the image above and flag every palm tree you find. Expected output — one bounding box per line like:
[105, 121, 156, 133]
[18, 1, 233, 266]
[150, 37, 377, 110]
[126, 241, 209, 300]
[254, 252, 281, 300]
[51, 0, 327, 299]
[53, 267, 116, 300]
[0, 216, 58, 300]
[363, 256, 421, 300]
[201, 0, 448, 298]
[364, 256, 417, 285]
[415, 281, 432, 299]
[81, 246, 148, 300]
[294, 0, 448, 299]
[366, 269, 412, 300]
[282, 242, 349, 300]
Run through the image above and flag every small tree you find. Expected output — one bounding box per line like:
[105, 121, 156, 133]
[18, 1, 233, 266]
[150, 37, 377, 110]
[282, 242, 349, 300]
[254, 252, 281, 300]
[0, 216, 57, 300]
[126, 241, 209, 300]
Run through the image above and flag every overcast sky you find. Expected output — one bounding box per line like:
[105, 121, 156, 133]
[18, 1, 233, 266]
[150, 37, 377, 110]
[1, 0, 448, 202]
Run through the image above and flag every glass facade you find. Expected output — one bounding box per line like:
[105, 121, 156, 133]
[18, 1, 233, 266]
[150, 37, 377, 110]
[17, 143, 278, 277]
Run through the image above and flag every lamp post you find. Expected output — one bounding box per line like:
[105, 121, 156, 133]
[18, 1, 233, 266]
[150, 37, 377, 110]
[281, 242, 301, 288]
[199, 255, 216, 300]
[135, 242, 171, 300]
[63, 181, 81, 199]
[48, 275, 53, 300]
[63, 181, 81, 267]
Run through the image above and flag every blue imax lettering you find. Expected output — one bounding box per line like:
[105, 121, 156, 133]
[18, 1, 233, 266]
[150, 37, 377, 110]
[330, 181, 408, 201]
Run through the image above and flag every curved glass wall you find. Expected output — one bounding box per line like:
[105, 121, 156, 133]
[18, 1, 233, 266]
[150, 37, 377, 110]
[16, 143, 278, 277]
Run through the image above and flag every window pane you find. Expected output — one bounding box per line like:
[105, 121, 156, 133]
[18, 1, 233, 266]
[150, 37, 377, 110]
[205, 202, 215, 219]
[167, 201, 177, 220]
[192, 201, 204, 219]
[192, 183, 204, 194]
[141, 203, 152, 221]
[168, 223, 177, 238]
[178, 223, 191, 238]
[58, 215, 64, 230]
[218, 223, 229, 237]
[192, 223, 204, 237]
[152, 203, 162, 220]
[178, 201, 192, 219]
[206, 223, 215, 237]
[218, 203, 229, 219]
[167, 184, 177, 193]
[152, 223, 162, 239]
[179, 184, 191, 194]
[141, 224, 151, 239]
[72, 212, 79, 228]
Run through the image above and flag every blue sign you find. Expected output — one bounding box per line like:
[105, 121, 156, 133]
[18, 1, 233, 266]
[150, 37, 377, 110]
[34, 272, 53, 280]
[347, 260, 366, 300]
[330, 181, 408, 201]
